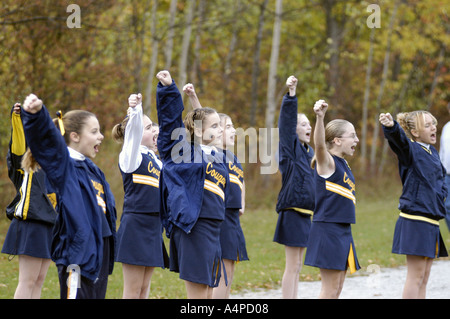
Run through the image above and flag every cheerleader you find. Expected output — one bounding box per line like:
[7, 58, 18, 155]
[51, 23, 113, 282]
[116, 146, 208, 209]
[156, 70, 230, 299]
[273, 76, 315, 299]
[380, 111, 448, 299]
[183, 83, 249, 299]
[112, 93, 168, 299]
[2, 103, 56, 298]
[304, 99, 360, 299]
[21, 94, 117, 299]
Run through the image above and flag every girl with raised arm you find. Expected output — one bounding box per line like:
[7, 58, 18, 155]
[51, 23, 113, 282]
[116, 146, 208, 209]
[156, 71, 229, 299]
[380, 111, 447, 298]
[273, 76, 315, 299]
[183, 83, 249, 299]
[112, 93, 168, 299]
[21, 94, 117, 299]
[304, 99, 360, 299]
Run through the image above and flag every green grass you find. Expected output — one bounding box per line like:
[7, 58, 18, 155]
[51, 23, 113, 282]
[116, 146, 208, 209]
[0, 194, 449, 299]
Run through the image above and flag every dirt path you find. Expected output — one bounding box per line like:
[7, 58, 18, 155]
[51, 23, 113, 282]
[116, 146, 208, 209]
[231, 260, 450, 299]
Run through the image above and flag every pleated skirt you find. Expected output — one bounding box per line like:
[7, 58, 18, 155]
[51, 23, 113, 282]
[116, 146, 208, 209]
[116, 212, 169, 267]
[305, 221, 360, 273]
[273, 209, 311, 247]
[169, 218, 224, 287]
[219, 208, 249, 262]
[2, 218, 52, 259]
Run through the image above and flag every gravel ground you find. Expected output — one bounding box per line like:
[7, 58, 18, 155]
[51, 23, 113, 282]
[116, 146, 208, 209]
[231, 260, 450, 299]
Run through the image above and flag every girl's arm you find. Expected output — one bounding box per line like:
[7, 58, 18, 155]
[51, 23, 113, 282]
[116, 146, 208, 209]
[278, 76, 299, 159]
[313, 99, 335, 176]
[21, 94, 72, 191]
[155, 70, 186, 162]
[379, 112, 412, 166]
[119, 94, 144, 173]
[183, 83, 202, 109]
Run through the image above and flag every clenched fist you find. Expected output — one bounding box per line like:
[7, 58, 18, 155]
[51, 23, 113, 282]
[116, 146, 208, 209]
[379, 113, 394, 127]
[23, 94, 43, 114]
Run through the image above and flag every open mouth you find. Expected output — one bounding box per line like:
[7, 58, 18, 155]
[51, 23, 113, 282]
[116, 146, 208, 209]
[94, 144, 101, 153]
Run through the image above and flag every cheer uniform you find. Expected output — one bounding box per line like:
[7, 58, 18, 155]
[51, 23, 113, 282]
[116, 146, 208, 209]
[2, 106, 56, 259]
[116, 103, 168, 268]
[21, 106, 117, 299]
[156, 80, 230, 287]
[220, 150, 248, 262]
[383, 121, 448, 258]
[305, 155, 360, 273]
[274, 94, 315, 247]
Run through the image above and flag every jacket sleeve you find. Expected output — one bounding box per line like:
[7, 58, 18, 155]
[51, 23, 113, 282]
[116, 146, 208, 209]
[20, 105, 75, 196]
[119, 103, 144, 173]
[278, 94, 298, 161]
[156, 80, 187, 162]
[382, 121, 413, 166]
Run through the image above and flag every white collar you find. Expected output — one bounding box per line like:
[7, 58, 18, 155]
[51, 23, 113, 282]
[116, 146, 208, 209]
[68, 147, 85, 160]
[201, 144, 217, 155]
[417, 141, 430, 150]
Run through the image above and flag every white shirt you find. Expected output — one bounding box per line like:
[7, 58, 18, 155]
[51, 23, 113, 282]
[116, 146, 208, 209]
[440, 121, 450, 175]
[119, 103, 162, 173]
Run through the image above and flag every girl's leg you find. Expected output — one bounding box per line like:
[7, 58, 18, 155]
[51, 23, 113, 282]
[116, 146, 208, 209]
[318, 268, 346, 299]
[185, 280, 211, 299]
[15, 255, 51, 299]
[282, 246, 305, 299]
[122, 263, 155, 299]
[212, 259, 235, 299]
[403, 255, 433, 299]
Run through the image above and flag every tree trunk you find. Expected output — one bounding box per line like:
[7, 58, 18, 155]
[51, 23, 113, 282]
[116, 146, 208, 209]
[265, 0, 282, 130]
[143, 0, 159, 115]
[178, 0, 196, 91]
[249, 0, 268, 127]
[360, 27, 375, 170]
[370, 1, 398, 174]
[165, 0, 178, 69]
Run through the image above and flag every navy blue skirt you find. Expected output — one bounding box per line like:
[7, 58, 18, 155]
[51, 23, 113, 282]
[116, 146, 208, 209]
[392, 215, 448, 258]
[219, 208, 249, 261]
[1, 218, 52, 259]
[305, 221, 360, 273]
[273, 209, 311, 247]
[116, 212, 169, 268]
[169, 218, 223, 287]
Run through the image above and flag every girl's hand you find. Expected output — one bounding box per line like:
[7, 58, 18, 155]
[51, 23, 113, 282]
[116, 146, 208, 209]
[379, 113, 394, 127]
[183, 83, 196, 97]
[156, 70, 172, 87]
[128, 93, 142, 108]
[313, 99, 328, 117]
[13, 103, 21, 114]
[286, 75, 298, 97]
[23, 94, 43, 114]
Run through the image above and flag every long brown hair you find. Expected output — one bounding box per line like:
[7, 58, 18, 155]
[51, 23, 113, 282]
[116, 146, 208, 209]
[184, 107, 217, 143]
[52, 110, 97, 145]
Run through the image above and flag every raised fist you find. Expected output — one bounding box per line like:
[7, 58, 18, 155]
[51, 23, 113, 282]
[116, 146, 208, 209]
[156, 70, 172, 87]
[23, 94, 43, 114]
[379, 113, 394, 127]
[128, 93, 142, 108]
[313, 99, 328, 117]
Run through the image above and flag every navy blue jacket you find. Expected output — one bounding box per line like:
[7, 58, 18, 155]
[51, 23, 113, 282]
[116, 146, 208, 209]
[156, 81, 229, 235]
[21, 106, 117, 282]
[383, 121, 447, 220]
[276, 94, 315, 214]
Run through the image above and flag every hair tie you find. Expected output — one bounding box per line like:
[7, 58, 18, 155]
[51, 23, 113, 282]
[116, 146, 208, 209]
[56, 111, 65, 136]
